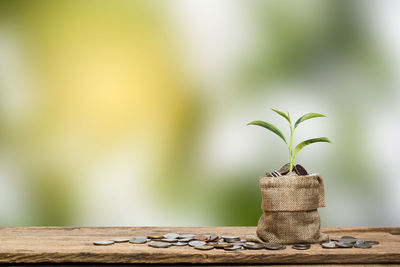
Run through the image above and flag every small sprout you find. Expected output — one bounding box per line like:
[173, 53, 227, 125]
[247, 108, 331, 172]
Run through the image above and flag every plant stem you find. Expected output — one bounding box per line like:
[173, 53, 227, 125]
[289, 122, 294, 172]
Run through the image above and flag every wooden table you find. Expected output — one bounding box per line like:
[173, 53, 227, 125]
[0, 226, 399, 265]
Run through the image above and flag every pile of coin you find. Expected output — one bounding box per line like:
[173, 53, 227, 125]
[93, 233, 286, 251]
[266, 163, 308, 177]
[321, 236, 379, 249]
[93, 234, 378, 251]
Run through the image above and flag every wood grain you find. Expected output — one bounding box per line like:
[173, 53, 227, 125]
[0, 226, 399, 264]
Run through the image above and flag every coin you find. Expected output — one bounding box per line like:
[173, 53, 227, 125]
[340, 236, 357, 244]
[179, 238, 193, 242]
[365, 240, 379, 245]
[224, 245, 242, 251]
[161, 238, 178, 243]
[232, 242, 245, 246]
[209, 235, 219, 242]
[271, 170, 281, 177]
[163, 233, 179, 239]
[292, 244, 310, 250]
[321, 241, 336, 249]
[93, 240, 114, 246]
[194, 235, 210, 241]
[214, 242, 233, 248]
[148, 241, 172, 248]
[189, 240, 206, 247]
[195, 245, 214, 250]
[265, 243, 286, 250]
[147, 235, 164, 239]
[179, 234, 195, 239]
[221, 236, 240, 241]
[173, 242, 188, 246]
[294, 164, 308, 175]
[355, 239, 364, 245]
[110, 238, 129, 243]
[278, 163, 291, 175]
[336, 242, 353, 248]
[244, 235, 264, 243]
[130, 236, 148, 244]
[225, 238, 242, 243]
[243, 242, 264, 250]
[354, 241, 372, 249]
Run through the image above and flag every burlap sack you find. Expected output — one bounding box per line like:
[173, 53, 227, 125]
[256, 173, 329, 244]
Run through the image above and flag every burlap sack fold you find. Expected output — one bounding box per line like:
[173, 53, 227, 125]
[256, 173, 329, 244]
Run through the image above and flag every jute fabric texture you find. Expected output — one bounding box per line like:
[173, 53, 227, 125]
[256, 173, 329, 244]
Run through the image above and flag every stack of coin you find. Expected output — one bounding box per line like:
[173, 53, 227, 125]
[267, 170, 281, 177]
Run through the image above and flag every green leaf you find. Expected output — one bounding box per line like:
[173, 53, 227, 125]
[294, 113, 326, 128]
[294, 137, 331, 158]
[271, 108, 291, 123]
[247, 120, 287, 144]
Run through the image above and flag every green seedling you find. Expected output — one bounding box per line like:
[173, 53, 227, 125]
[247, 108, 331, 173]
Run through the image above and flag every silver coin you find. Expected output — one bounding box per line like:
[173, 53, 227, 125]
[147, 235, 164, 239]
[321, 241, 336, 249]
[133, 235, 148, 239]
[189, 240, 206, 247]
[195, 245, 214, 250]
[178, 234, 195, 239]
[232, 242, 245, 246]
[354, 241, 372, 249]
[243, 242, 264, 250]
[110, 238, 129, 243]
[355, 239, 364, 245]
[224, 245, 242, 251]
[148, 241, 172, 248]
[173, 242, 188, 246]
[179, 238, 193, 242]
[225, 238, 242, 243]
[336, 242, 353, 248]
[292, 244, 310, 250]
[365, 240, 379, 245]
[221, 235, 240, 240]
[265, 243, 286, 250]
[93, 240, 114, 246]
[130, 236, 148, 244]
[340, 236, 357, 244]
[161, 238, 178, 243]
[163, 233, 179, 239]
[222, 236, 241, 243]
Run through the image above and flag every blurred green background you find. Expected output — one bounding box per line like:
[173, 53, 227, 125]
[0, 0, 399, 226]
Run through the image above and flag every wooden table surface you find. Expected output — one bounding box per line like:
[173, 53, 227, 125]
[0, 226, 399, 265]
